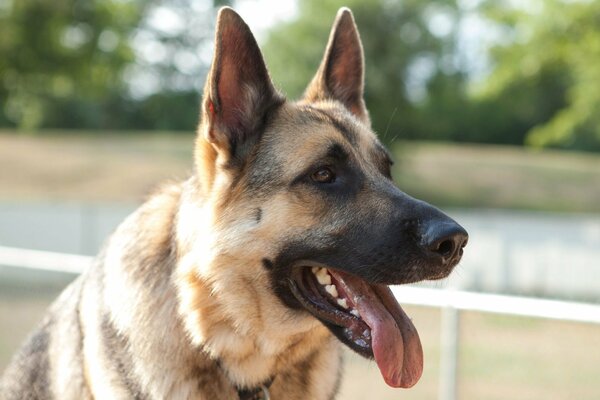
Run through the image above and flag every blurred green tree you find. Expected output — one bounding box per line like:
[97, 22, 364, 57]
[0, 0, 145, 130]
[477, 0, 600, 151]
[4, 0, 598, 151]
[0, 0, 228, 131]
[262, 0, 466, 145]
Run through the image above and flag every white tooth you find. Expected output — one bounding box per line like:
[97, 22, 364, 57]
[311, 267, 320, 274]
[337, 298, 348, 309]
[316, 272, 332, 285]
[325, 284, 338, 298]
[350, 309, 360, 318]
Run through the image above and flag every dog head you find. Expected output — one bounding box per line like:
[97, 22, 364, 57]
[185, 7, 467, 389]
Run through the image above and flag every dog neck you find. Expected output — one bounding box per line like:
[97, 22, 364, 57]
[99, 181, 341, 398]
[172, 180, 333, 388]
[174, 238, 332, 387]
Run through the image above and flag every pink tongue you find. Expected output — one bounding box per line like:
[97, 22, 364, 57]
[331, 271, 423, 388]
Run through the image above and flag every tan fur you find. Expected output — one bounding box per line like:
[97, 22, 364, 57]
[174, 177, 331, 388]
[1, 7, 392, 400]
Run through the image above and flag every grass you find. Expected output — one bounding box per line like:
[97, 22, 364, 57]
[392, 142, 600, 213]
[2, 287, 599, 399]
[1, 131, 600, 397]
[0, 131, 192, 202]
[1, 130, 600, 212]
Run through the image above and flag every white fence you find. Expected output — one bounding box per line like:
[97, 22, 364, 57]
[391, 286, 600, 400]
[1, 245, 600, 400]
[0, 246, 93, 274]
[2, 205, 600, 299]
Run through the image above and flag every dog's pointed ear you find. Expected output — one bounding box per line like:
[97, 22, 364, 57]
[200, 7, 282, 160]
[304, 8, 368, 123]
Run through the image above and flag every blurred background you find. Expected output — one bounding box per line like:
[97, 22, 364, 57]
[1, 0, 599, 399]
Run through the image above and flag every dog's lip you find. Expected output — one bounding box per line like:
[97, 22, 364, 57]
[288, 264, 372, 356]
[288, 261, 424, 388]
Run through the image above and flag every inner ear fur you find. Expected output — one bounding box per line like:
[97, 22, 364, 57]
[198, 7, 283, 166]
[304, 8, 369, 123]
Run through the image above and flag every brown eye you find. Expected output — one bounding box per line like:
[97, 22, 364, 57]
[311, 167, 336, 183]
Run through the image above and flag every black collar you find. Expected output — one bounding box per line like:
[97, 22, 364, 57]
[237, 378, 273, 400]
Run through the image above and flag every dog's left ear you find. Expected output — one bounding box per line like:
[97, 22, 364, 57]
[304, 8, 369, 123]
[199, 7, 282, 163]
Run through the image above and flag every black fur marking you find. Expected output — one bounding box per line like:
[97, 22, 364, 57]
[325, 143, 348, 163]
[262, 258, 274, 270]
[306, 106, 359, 147]
[255, 208, 263, 223]
[100, 314, 148, 400]
[372, 142, 394, 178]
[297, 350, 316, 390]
[0, 319, 53, 399]
[329, 351, 344, 399]
[290, 142, 363, 201]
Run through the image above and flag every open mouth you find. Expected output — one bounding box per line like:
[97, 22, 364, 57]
[289, 264, 423, 388]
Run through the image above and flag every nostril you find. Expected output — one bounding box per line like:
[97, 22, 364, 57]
[421, 221, 468, 261]
[434, 239, 455, 258]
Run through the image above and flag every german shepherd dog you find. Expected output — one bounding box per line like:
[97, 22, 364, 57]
[0, 7, 467, 400]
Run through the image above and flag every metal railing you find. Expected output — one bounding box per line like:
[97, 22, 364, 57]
[390, 286, 600, 400]
[1, 245, 600, 400]
[0, 246, 92, 273]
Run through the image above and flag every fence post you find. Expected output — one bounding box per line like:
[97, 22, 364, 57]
[439, 305, 460, 400]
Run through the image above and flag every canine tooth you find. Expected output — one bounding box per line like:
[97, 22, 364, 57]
[325, 284, 338, 298]
[350, 309, 360, 318]
[316, 272, 332, 285]
[337, 298, 348, 309]
[311, 267, 320, 274]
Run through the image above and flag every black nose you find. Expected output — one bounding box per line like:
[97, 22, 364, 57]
[421, 221, 468, 262]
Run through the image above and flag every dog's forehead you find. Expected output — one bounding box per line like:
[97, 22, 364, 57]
[263, 103, 380, 171]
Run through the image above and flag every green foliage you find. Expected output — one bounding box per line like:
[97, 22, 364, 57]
[0, 0, 229, 131]
[0, 0, 145, 130]
[262, 0, 464, 144]
[420, 63, 570, 146]
[263, 0, 600, 151]
[478, 0, 600, 150]
[2, 0, 600, 151]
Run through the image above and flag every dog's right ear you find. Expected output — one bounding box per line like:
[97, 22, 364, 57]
[197, 7, 282, 178]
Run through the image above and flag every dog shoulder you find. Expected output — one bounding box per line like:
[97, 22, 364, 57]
[0, 277, 91, 399]
[0, 317, 54, 399]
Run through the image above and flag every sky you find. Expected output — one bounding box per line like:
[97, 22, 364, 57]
[235, 0, 298, 40]
[129, 0, 498, 99]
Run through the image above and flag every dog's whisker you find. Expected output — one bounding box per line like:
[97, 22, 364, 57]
[383, 107, 399, 141]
